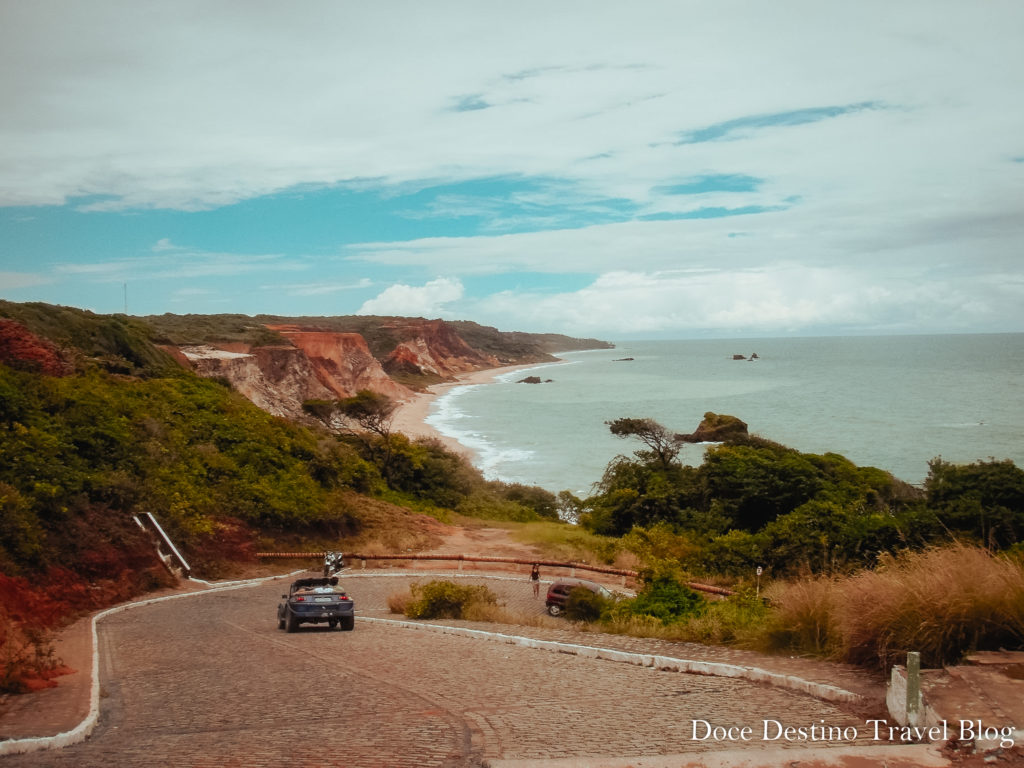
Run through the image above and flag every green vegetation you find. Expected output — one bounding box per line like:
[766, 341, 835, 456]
[1, 300, 178, 376]
[447, 320, 612, 361]
[402, 580, 498, 620]
[143, 313, 289, 347]
[613, 571, 706, 625]
[575, 413, 1021, 579]
[563, 585, 613, 622]
[512, 413, 1024, 668]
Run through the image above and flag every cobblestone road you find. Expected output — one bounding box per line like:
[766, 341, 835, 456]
[3, 572, 883, 767]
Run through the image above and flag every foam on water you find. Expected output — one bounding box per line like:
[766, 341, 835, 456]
[426, 382, 536, 481]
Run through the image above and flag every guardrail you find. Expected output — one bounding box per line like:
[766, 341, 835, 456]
[255, 551, 735, 597]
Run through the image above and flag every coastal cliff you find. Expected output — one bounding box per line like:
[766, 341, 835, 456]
[381, 318, 498, 378]
[177, 343, 346, 420]
[266, 326, 412, 401]
[148, 312, 610, 420]
[0, 302, 611, 424]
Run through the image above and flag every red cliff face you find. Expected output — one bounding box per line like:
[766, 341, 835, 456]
[265, 326, 412, 401]
[381, 319, 497, 377]
[0, 319, 71, 376]
[171, 321, 491, 422]
[179, 345, 339, 420]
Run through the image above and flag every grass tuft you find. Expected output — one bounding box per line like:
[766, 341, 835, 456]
[757, 544, 1024, 669]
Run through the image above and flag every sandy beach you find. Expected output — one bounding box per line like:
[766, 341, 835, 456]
[390, 363, 549, 461]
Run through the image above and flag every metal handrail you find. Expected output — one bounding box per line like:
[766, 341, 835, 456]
[255, 551, 735, 596]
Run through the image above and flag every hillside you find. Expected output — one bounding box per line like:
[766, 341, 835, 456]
[0, 302, 611, 422]
[0, 301, 597, 690]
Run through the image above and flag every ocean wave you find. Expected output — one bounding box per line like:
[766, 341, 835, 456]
[426, 382, 535, 481]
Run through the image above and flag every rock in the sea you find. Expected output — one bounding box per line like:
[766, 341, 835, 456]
[732, 354, 747, 360]
[613, 357, 635, 361]
[677, 412, 749, 443]
[518, 375, 543, 384]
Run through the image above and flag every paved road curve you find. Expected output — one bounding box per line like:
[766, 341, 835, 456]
[4, 574, 872, 767]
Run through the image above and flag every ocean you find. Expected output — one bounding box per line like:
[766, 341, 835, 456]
[426, 334, 1024, 496]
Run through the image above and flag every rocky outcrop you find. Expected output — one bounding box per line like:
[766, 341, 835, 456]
[678, 412, 749, 443]
[381, 319, 497, 378]
[0, 318, 71, 376]
[265, 326, 412, 401]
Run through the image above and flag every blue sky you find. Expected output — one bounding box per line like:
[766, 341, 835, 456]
[1, 1, 1023, 339]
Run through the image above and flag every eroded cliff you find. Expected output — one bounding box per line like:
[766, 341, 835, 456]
[141, 313, 611, 422]
[381, 318, 498, 377]
[179, 344, 340, 420]
[266, 326, 412, 401]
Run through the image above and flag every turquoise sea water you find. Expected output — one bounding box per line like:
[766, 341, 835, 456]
[426, 334, 1024, 496]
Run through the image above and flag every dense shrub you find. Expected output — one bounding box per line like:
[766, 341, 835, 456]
[925, 458, 1024, 547]
[564, 586, 614, 622]
[403, 580, 497, 620]
[613, 571, 706, 625]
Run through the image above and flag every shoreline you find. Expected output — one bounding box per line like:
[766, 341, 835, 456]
[390, 361, 558, 462]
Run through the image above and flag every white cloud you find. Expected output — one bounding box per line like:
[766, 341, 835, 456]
[464, 266, 1023, 337]
[2, 2, 1022, 334]
[56, 244, 303, 282]
[357, 278, 464, 318]
[1, 1, 1022, 219]
[152, 238, 177, 252]
[0, 272, 50, 290]
[276, 278, 373, 296]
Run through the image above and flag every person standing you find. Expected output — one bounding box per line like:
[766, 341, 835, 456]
[530, 563, 540, 598]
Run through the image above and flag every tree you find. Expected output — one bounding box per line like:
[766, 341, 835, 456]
[606, 417, 682, 469]
[330, 391, 400, 482]
[925, 458, 1024, 548]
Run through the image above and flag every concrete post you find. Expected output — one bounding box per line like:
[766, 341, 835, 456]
[906, 651, 921, 726]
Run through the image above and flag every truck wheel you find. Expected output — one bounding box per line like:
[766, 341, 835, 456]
[278, 615, 285, 630]
[547, 604, 563, 617]
[286, 613, 299, 633]
[340, 616, 355, 631]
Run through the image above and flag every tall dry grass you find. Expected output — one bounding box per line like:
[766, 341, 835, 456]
[763, 544, 1024, 669]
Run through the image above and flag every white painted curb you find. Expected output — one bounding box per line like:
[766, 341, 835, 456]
[358, 617, 863, 705]
[0, 570, 305, 757]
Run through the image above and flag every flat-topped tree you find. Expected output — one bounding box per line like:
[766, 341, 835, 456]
[606, 417, 682, 469]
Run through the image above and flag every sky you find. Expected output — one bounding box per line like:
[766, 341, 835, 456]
[1, 1, 1023, 340]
